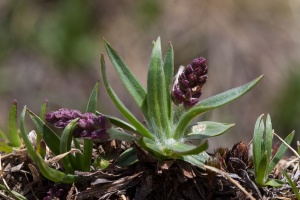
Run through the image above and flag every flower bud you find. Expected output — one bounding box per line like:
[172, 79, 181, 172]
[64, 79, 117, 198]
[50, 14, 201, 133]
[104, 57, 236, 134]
[172, 57, 208, 108]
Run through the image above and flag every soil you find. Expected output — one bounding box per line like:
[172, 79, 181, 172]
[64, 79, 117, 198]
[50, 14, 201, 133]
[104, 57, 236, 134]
[1, 141, 299, 200]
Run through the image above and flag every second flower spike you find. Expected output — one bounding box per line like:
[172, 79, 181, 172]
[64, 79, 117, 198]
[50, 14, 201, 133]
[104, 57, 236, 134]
[45, 108, 111, 140]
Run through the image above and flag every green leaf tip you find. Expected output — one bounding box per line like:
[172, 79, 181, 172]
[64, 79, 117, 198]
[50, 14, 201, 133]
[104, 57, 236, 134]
[9, 99, 21, 147]
[173, 75, 263, 139]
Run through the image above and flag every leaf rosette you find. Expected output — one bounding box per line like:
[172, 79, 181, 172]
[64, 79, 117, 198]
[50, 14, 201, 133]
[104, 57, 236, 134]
[100, 37, 263, 168]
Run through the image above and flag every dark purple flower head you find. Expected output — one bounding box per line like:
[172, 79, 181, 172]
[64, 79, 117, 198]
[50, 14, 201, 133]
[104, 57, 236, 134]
[43, 185, 70, 200]
[45, 108, 111, 140]
[172, 57, 208, 108]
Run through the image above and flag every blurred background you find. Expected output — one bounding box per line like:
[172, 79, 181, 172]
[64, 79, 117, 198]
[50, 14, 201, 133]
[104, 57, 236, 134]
[1, 0, 300, 151]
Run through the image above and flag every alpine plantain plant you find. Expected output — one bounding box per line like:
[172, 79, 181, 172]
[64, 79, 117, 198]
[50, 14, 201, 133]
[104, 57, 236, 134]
[252, 114, 295, 187]
[100, 37, 263, 168]
[17, 37, 263, 184]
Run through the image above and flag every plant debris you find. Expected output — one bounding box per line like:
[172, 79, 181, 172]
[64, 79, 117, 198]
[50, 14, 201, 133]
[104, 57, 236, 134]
[1, 140, 299, 200]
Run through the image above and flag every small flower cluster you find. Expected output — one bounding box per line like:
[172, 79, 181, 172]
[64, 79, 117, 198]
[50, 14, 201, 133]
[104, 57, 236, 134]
[43, 185, 69, 200]
[45, 108, 111, 140]
[172, 57, 208, 107]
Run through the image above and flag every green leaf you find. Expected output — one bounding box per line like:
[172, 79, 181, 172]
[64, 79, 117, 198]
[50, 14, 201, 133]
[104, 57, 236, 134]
[80, 82, 99, 172]
[172, 104, 185, 124]
[267, 131, 294, 176]
[198, 75, 264, 108]
[36, 140, 47, 159]
[116, 147, 138, 167]
[163, 42, 174, 120]
[139, 137, 169, 159]
[186, 121, 235, 140]
[37, 99, 48, 145]
[72, 137, 83, 168]
[104, 40, 149, 121]
[96, 111, 138, 133]
[101, 54, 154, 140]
[147, 37, 170, 138]
[265, 114, 273, 162]
[264, 178, 285, 187]
[27, 109, 60, 155]
[107, 128, 138, 143]
[253, 114, 264, 175]
[39, 99, 48, 120]
[93, 156, 110, 170]
[180, 152, 210, 170]
[167, 140, 208, 156]
[0, 143, 13, 153]
[173, 75, 263, 139]
[281, 168, 300, 199]
[20, 106, 81, 183]
[0, 130, 8, 143]
[86, 81, 99, 113]
[8, 100, 21, 147]
[60, 118, 79, 173]
[255, 151, 268, 187]
[0, 184, 26, 200]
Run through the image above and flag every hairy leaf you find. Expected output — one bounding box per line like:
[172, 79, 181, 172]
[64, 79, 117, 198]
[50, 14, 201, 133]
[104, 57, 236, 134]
[173, 75, 263, 139]
[105, 40, 148, 120]
[186, 121, 234, 140]
[147, 37, 170, 138]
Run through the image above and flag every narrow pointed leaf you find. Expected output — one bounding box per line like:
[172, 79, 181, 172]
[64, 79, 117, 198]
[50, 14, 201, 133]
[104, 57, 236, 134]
[0, 184, 26, 200]
[174, 75, 263, 139]
[198, 75, 263, 108]
[104, 40, 148, 120]
[101, 54, 154, 140]
[186, 121, 235, 140]
[264, 178, 285, 187]
[253, 114, 264, 175]
[8, 100, 21, 147]
[116, 147, 138, 167]
[20, 106, 81, 183]
[139, 137, 168, 159]
[281, 169, 300, 198]
[147, 37, 170, 138]
[163, 42, 174, 120]
[173, 104, 185, 124]
[39, 99, 48, 120]
[60, 118, 79, 173]
[27, 109, 60, 155]
[37, 99, 48, 144]
[180, 153, 210, 170]
[265, 114, 273, 161]
[0, 144, 13, 153]
[86, 81, 99, 113]
[96, 111, 138, 133]
[80, 82, 99, 172]
[0, 130, 8, 142]
[0, 130, 11, 152]
[36, 140, 47, 159]
[83, 82, 99, 166]
[167, 140, 208, 156]
[255, 152, 268, 187]
[107, 128, 138, 143]
[267, 131, 294, 175]
[72, 138, 83, 168]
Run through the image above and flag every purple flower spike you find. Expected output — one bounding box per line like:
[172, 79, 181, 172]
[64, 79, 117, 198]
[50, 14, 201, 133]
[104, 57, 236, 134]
[172, 57, 208, 108]
[45, 108, 111, 141]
